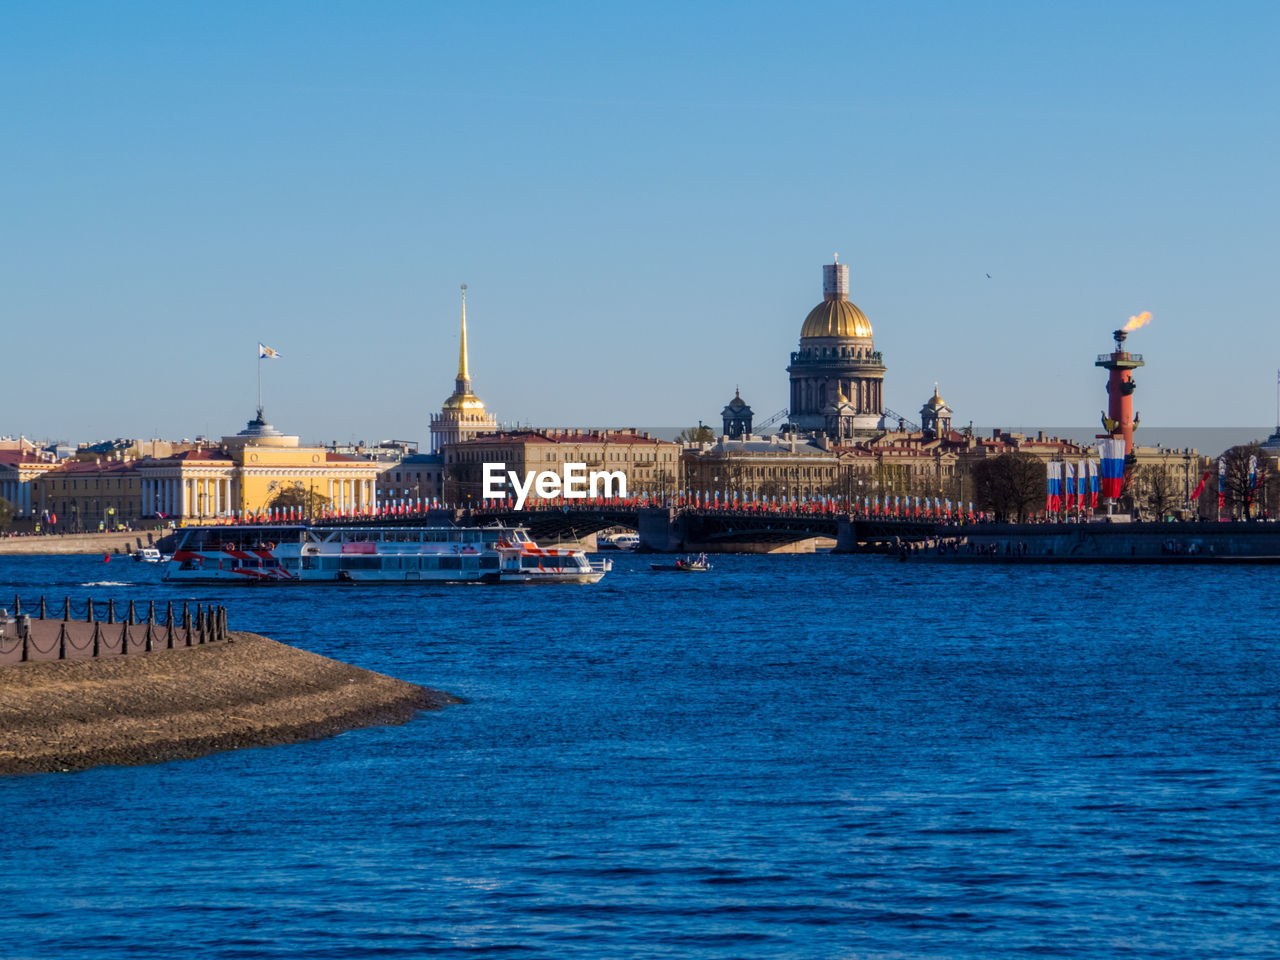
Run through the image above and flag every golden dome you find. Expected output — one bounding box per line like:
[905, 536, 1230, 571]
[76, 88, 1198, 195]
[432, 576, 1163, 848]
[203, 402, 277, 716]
[442, 392, 488, 412]
[800, 299, 873, 339]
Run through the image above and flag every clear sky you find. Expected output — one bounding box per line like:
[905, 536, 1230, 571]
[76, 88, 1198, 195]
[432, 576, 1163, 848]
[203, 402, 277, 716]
[3, 1, 1277, 445]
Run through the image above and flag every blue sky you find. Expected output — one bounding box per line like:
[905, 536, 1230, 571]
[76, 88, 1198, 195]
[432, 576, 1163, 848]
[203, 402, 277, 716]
[2, 1, 1277, 444]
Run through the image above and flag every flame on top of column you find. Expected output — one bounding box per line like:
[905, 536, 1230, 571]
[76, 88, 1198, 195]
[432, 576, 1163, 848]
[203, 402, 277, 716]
[1122, 310, 1152, 332]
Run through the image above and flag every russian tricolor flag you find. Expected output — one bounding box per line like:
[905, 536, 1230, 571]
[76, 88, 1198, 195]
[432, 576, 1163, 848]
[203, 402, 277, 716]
[1097, 439, 1126, 500]
[1046, 461, 1062, 513]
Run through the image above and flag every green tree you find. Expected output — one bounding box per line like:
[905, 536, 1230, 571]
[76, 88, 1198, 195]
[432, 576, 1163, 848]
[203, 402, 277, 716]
[676, 425, 715, 444]
[970, 453, 1046, 522]
[0, 497, 12, 531]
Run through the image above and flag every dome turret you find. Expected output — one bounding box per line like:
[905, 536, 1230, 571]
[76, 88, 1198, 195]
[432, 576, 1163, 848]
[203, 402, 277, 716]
[787, 257, 887, 439]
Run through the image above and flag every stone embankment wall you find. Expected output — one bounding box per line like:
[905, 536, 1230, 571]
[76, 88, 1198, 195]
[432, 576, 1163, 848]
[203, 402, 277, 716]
[0, 530, 161, 556]
[903, 519, 1280, 562]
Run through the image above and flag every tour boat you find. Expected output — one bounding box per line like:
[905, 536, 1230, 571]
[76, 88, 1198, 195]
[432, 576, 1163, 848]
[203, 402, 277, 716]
[161, 524, 610, 585]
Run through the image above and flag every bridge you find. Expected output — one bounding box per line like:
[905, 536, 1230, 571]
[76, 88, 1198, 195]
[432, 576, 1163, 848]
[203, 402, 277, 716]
[317, 505, 945, 553]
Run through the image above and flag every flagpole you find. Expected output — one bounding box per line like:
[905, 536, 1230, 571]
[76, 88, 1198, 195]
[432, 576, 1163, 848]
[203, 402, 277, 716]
[257, 351, 263, 416]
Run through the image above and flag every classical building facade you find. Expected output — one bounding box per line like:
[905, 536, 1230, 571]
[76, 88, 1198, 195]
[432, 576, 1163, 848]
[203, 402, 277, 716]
[28, 457, 143, 530]
[835, 427, 1093, 506]
[430, 285, 498, 454]
[29, 411, 383, 527]
[0, 450, 59, 517]
[787, 259, 886, 438]
[378, 452, 445, 504]
[443, 429, 681, 503]
[682, 433, 839, 500]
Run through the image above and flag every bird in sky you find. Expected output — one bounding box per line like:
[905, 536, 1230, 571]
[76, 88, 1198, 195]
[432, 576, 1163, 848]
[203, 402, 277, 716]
[985, 273, 992, 279]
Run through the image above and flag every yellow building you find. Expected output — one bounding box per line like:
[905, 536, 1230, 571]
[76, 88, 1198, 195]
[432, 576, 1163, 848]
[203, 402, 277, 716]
[0, 451, 59, 518]
[31, 411, 384, 527]
[30, 457, 144, 531]
[134, 411, 383, 520]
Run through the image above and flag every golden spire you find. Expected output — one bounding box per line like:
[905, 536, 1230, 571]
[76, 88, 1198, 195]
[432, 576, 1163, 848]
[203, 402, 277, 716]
[457, 284, 470, 385]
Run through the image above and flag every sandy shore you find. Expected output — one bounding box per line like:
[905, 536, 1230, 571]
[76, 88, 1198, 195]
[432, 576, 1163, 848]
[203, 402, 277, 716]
[0, 632, 460, 775]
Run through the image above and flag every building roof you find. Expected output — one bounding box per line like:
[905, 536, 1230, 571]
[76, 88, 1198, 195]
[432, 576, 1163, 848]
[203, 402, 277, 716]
[453, 428, 674, 446]
[836, 429, 1090, 460]
[0, 451, 54, 466]
[690, 435, 833, 458]
[169, 448, 233, 462]
[40, 457, 139, 476]
[801, 299, 873, 340]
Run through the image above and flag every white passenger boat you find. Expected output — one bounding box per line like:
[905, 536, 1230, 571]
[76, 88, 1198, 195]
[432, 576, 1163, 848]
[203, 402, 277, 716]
[598, 531, 639, 551]
[161, 524, 610, 585]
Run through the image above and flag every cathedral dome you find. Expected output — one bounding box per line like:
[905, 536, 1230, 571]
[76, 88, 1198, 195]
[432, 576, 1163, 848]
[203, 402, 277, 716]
[800, 299, 873, 340]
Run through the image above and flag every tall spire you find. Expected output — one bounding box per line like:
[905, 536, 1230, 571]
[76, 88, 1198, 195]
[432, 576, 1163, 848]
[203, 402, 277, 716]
[457, 283, 470, 389]
[432, 282, 498, 454]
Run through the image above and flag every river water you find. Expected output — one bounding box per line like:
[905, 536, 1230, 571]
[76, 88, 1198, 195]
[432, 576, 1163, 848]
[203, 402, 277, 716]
[1, 552, 1277, 958]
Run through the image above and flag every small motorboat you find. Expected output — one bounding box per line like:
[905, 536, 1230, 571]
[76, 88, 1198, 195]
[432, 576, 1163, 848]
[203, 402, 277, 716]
[132, 547, 168, 563]
[650, 554, 713, 573]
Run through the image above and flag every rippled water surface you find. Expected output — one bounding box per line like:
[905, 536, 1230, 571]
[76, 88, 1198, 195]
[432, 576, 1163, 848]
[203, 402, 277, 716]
[2, 552, 1279, 958]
